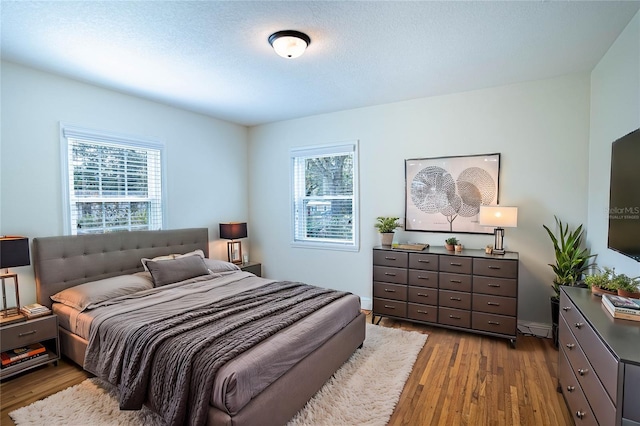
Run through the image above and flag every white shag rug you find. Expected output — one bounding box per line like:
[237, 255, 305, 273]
[10, 323, 427, 426]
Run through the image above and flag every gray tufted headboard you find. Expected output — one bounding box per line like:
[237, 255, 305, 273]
[32, 228, 209, 308]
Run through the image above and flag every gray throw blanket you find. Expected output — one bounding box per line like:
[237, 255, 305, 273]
[85, 281, 348, 426]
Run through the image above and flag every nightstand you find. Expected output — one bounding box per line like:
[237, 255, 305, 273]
[0, 314, 60, 379]
[240, 262, 262, 277]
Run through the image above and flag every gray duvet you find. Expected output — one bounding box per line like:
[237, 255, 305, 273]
[83, 274, 352, 426]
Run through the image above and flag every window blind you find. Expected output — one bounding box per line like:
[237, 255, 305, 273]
[291, 142, 359, 250]
[61, 124, 164, 235]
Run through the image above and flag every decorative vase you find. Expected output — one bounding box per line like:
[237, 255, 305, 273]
[618, 289, 640, 299]
[485, 247, 493, 254]
[444, 243, 454, 251]
[380, 232, 394, 247]
[455, 244, 463, 253]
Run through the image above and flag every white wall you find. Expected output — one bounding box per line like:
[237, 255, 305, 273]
[249, 73, 591, 326]
[587, 11, 640, 278]
[0, 61, 249, 305]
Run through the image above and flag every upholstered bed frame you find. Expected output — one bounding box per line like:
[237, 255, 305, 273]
[32, 228, 366, 426]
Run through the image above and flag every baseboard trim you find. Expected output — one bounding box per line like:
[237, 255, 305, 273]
[360, 297, 372, 311]
[518, 320, 552, 339]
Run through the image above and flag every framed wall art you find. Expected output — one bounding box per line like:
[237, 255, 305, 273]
[405, 153, 500, 234]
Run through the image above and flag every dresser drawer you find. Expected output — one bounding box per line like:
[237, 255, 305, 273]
[559, 349, 598, 426]
[438, 307, 471, 328]
[472, 276, 517, 297]
[560, 292, 618, 402]
[408, 270, 438, 288]
[373, 298, 407, 318]
[472, 312, 516, 336]
[439, 255, 472, 274]
[559, 317, 616, 426]
[408, 303, 438, 322]
[439, 290, 471, 310]
[473, 258, 518, 279]
[373, 250, 408, 268]
[472, 294, 516, 316]
[0, 315, 57, 351]
[408, 286, 438, 304]
[373, 282, 407, 301]
[373, 266, 408, 284]
[439, 272, 472, 292]
[408, 253, 438, 271]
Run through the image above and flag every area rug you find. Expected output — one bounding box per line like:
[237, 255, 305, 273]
[10, 323, 427, 426]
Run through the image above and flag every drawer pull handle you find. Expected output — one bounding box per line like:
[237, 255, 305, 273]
[18, 330, 37, 337]
[577, 368, 588, 376]
[450, 279, 462, 283]
[450, 297, 462, 301]
[566, 343, 575, 350]
[417, 310, 428, 314]
[450, 262, 462, 266]
[574, 322, 584, 329]
[418, 276, 430, 280]
[449, 315, 462, 319]
[576, 411, 585, 419]
[488, 321, 500, 325]
[384, 272, 397, 277]
[418, 259, 430, 263]
[566, 385, 575, 392]
[487, 302, 500, 306]
[384, 256, 397, 260]
[487, 283, 501, 288]
[417, 293, 428, 297]
[562, 306, 572, 312]
[488, 266, 501, 270]
[383, 289, 396, 293]
[384, 305, 395, 309]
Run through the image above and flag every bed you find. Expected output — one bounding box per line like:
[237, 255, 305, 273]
[32, 228, 366, 426]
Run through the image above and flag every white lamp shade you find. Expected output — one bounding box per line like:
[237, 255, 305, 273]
[271, 35, 308, 58]
[479, 206, 518, 228]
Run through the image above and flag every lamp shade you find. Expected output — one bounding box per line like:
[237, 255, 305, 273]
[219, 223, 248, 240]
[0, 237, 30, 269]
[479, 206, 518, 228]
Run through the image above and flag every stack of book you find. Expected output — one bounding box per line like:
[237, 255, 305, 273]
[601, 294, 640, 322]
[20, 303, 51, 319]
[1, 343, 48, 369]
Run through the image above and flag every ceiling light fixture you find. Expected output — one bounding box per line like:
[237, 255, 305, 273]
[268, 30, 311, 59]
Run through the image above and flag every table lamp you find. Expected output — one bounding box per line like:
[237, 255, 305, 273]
[0, 236, 30, 317]
[219, 223, 247, 264]
[479, 206, 518, 255]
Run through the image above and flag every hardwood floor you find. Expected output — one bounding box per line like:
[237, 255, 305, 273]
[1, 316, 571, 426]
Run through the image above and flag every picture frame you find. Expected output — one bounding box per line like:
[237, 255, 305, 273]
[405, 153, 500, 234]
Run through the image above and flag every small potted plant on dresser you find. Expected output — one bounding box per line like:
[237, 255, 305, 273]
[375, 217, 400, 246]
[613, 272, 640, 298]
[584, 267, 617, 297]
[444, 237, 458, 251]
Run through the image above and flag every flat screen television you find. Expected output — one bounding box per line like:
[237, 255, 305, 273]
[608, 128, 640, 262]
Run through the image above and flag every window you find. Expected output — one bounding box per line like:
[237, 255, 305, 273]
[60, 124, 165, 235]
[291, 142, 359, 251]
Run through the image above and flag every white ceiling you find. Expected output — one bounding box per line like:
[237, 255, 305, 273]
[2, 1, 639, 126]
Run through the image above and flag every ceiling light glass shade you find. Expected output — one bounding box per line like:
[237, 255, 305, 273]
[268, 30, 310, 59]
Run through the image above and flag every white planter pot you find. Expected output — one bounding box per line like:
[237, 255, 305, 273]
[380, 232, 394, 246]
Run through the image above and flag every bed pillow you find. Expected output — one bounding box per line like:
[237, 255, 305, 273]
[146, 255, 210, 287]
[204, 258, 241, 273]
[141, 254, 176, 272]
[174, 249, 205, 260]
[50, 274, 154, 311]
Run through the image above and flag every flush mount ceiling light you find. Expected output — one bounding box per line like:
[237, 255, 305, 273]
[268, 30, 311, 59]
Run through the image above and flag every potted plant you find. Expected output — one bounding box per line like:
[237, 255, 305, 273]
[444, 237, 458, 251]
[584, 267, 617, 296]
[455, 242, 463, 252]
[375, 217, 400, 246]
[543, 216, 595, 347]
[613, 272, 640, 298]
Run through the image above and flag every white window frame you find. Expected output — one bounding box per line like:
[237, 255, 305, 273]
[290, 141, 360, 251]
[60, 123, 167, 235]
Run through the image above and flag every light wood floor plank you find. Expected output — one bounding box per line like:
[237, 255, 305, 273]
[1, 315, 572, 426]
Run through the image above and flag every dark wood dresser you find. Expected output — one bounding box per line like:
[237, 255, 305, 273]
[372, 246, 519, 346]
[559, 287, 640, 426]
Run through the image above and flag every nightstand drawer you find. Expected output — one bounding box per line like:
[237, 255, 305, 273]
[1, 315, 57, 351]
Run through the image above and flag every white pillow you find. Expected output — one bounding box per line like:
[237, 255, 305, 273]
[141, 249, 205, 271]
[51, 275, 153, 311]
